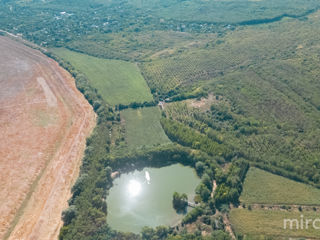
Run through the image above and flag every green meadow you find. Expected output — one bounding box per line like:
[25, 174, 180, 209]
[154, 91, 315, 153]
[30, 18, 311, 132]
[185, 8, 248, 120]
[121, 107, 170, 149]
[230, 208, 320, 239]
[241, 167, 320, 205]
[52, 48, 153, 105]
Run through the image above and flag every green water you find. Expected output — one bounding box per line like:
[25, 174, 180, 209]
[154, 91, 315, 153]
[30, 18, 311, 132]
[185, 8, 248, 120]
[107, 164, 200, 233]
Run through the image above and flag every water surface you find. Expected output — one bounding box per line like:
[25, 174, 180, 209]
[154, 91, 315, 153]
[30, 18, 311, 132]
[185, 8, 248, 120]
[107, 164, 200, 233]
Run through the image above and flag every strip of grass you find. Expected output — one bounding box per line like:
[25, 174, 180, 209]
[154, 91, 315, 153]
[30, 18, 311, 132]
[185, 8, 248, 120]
[241, 167, 320, 205]
[52, 48, 153, 105]
[121, 107, 170, 149]
[230, 208, 320, 239]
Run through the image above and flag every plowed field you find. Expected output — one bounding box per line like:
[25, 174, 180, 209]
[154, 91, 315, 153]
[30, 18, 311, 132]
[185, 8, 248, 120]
[0, 36, 96, 240]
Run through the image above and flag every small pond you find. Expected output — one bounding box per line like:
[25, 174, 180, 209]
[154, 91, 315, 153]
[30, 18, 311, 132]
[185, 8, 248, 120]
[107, 164, 200, 233]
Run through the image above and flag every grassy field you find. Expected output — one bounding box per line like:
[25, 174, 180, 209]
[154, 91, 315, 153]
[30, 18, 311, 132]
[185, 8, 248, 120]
[230, 208, 320, 239]
[121, 107, 170, 149]
[52, 48, 153, 105]
[240, 168, 320, 206]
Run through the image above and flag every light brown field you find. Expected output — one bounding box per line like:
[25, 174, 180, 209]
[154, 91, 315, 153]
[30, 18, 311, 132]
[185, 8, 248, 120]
[0, 36, 96, 240]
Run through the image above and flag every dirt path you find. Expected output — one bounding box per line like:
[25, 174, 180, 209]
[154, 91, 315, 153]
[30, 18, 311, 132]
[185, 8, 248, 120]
[222, 214, 236, 240]
[0, 36, 96, 240]
[211, 180, 217, 198]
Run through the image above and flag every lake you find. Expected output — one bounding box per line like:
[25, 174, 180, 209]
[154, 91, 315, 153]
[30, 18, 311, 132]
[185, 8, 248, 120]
[107, 164, 200, 233]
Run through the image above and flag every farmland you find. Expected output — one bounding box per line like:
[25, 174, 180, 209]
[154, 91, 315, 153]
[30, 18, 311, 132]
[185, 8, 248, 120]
[52, 48, 153, 105]
[121, 107, 170, 149]
[230, 208, 320, 239]
[0, 36, 95, 240]
[1, 0, 320, 239]
[241, 168, 320, 205]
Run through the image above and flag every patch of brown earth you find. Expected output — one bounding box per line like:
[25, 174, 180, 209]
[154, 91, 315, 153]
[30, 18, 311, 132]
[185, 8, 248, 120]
[187, 93, 221, 111]
[0, 36, 96, 240]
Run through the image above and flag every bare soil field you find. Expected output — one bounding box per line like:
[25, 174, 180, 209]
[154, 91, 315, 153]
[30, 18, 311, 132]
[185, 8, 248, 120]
[0, 36, 96, 240]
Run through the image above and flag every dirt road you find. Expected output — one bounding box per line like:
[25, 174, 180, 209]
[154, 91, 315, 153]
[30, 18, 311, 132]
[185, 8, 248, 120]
[0, 36, 96, 240]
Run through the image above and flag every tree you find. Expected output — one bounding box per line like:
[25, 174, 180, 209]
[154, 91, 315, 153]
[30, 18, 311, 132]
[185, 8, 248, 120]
[155, 226, 169, 239]
[172, 192, 188, 212]
[141, 226, 155, 240]
[202, 173, 212, 189]
[195, 161, 205, 176]
[182, 207, 203, 224]
[62, 205, 77, 225]
[196, 183, 211, 202]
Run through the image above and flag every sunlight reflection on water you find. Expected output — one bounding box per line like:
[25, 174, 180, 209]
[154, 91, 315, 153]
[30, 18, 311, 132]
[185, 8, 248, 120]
[127, 179, 142, 197]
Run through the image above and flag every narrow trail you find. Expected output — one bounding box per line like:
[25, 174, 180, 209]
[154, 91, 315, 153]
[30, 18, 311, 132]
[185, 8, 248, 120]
[211, 180, 217, 198]
[222, 214, 236, 240]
